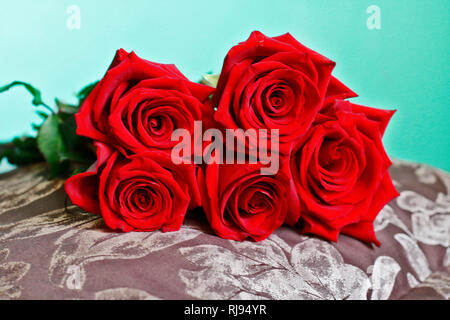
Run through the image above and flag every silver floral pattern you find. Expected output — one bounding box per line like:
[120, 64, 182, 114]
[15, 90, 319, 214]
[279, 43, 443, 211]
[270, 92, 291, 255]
[0, 159, 448, 300]
[180, 236, 377, 300]
[0, 248, 30, 300]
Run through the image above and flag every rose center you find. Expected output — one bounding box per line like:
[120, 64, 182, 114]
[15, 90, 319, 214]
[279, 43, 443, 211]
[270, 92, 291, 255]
[261, 83, 296, 118]
[136, 189, 150, 206]
[246, 191, 271, 215]
[149, 117, 162, 131]
[319, 141, 345, 169]
[269, 91, 284, 108]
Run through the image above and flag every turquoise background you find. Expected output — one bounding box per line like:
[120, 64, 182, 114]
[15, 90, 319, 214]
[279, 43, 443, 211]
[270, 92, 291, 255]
[0, 0, 449, 172]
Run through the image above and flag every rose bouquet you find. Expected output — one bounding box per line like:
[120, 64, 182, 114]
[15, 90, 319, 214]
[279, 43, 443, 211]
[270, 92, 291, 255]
[0, 31, 398, 245]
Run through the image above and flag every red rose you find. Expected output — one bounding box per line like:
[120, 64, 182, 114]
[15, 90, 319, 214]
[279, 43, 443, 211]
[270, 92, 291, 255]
[65, 142, 200, 232]
[212, 31, 356, 150]
[288, 100, 399, 245]
[76, 49, 214, 155]
[198, 161, 299, 241]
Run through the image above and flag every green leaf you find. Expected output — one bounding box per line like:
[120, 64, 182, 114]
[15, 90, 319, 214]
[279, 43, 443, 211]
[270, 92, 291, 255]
[0, 81, 54, 113]
[37, 115, 65, 176]
[71, 165, 90, 177]
[0, 81, 43, 106]
[12, 136, 37, 149]
[76, 81, 99, 101]
[58, 115, 95, 164]
[58, 115, 83, 147]
[55, 98, 79, 114]
[3, 148, 41, 165]
[36, 110, 49, 120]
[1, 137, 44, 165]
[1, 81, 99, 177]
[58, 150, 91, 163]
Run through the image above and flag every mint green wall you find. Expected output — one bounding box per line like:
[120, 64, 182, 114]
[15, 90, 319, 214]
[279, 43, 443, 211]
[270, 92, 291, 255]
[0, 0, 449, 171]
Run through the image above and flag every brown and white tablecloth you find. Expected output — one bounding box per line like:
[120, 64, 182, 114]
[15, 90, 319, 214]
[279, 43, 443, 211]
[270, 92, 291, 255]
[0, 159, 449, 300]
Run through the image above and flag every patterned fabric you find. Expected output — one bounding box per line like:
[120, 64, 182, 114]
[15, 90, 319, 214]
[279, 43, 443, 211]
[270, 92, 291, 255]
[0, 159, 449, 300]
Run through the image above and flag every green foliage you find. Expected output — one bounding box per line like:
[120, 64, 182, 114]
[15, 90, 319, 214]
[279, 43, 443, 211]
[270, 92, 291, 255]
[0, 137, 44, 165]
[0, 81, 54, 114]
[76, 81, 99, 102]
[55, 98, 78, 114]
[0, 80, 98, 178]
[37, 115, 66, 177]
